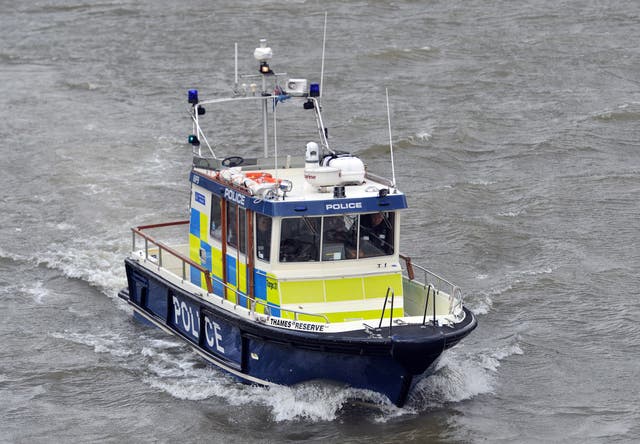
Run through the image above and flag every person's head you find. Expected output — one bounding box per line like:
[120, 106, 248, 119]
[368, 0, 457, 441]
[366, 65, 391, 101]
[370, 212, 384, 226]
[257, 216, 270, 232]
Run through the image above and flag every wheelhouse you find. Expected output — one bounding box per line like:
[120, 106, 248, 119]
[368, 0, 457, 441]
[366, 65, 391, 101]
[187, 164, 408, 324]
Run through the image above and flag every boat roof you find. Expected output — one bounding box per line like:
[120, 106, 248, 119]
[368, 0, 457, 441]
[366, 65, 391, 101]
[191, 166, 407, 218]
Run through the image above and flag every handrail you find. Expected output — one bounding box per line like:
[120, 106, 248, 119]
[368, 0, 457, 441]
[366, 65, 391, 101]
[249, 297, 330, 324]
[132, 224, 212, 293]
[399, 254, 464, 319]
[136, 220, 190, 231]
[365, 171, 395, 188]
[422, 284, 432, 326]
[400, 254, 457, 290]
[131, 223, 330, 325]
[378, 287, 395, 335]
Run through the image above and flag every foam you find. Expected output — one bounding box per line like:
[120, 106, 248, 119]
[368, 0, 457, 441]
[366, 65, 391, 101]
[133, 334, 524, 422]
[17, 243, 126, 301]
[409, 339, 523, 408]
[50, 331, 135, 358]
[21, 281, 51, 304]
[470, 295, 493, 315]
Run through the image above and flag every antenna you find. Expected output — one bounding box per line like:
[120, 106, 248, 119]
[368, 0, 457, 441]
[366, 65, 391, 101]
[273, 97, 279, 181]
[234, 42, 238, 91]
[319, 12, 328, 104]
[386, 88, 397, 189]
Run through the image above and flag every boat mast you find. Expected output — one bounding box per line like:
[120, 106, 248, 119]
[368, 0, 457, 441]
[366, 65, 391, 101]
[262, 75, 269, 158]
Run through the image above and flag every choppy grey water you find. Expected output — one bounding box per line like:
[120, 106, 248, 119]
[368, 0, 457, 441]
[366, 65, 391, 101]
[1, 0, 639, 442]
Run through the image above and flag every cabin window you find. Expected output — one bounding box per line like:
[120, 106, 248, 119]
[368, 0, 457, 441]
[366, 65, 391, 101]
[210, 194, 222, 240]
[278, 212, 395, 262]
[255, 214, 272, 262]
[226, 203, 247, 254]
[359, 211, 395, 257]
[280, 217, 321, 262]
[238, 207, 247, 254]
[322, 215, 358, 261]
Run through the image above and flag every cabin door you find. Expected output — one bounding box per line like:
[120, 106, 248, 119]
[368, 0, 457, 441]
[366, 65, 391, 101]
[224, 202, 252, 306]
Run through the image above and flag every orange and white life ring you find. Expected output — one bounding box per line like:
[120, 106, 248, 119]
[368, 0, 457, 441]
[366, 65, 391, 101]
[245, 172, 277, 184]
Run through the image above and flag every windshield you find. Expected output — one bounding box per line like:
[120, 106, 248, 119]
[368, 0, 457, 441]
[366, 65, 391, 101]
[279, 212, 395, 262]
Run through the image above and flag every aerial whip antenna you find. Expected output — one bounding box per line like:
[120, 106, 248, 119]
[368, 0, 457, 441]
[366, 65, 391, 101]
[386, 88, 397, 189]
[319, 12, 328, 105]
[234, 42, 238, 93]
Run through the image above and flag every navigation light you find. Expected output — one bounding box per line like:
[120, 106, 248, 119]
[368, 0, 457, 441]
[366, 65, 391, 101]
[260, 61, 272, 74]
[188, 135, 200, 146]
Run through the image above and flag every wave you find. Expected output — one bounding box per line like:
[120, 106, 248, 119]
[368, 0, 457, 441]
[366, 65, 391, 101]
[130, 331, 520, 422]
[38, 246, 125, 296]
[140, 349, 401, 422]
[467, 264, 555, 315]
[50, 330, 136, 358]
[406, 131, 432, 145]
[0, 243, 127, 302]
[517, 266, 553, 276]
[0, 277, 53, 305]
[22, 281, 51, 304]
[469, 295, 493, 316]
[60, 80, 102, 91]
[408, 339, 523, 408]
[370, 46, 439, 62]
[48, 298, 514, 422]
[133, 335, 367, 421]
[0, 247, 25, 265]
[592, 102, 640, 122]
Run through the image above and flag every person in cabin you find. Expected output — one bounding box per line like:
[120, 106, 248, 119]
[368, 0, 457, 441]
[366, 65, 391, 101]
[210, 195, 223, 240]
[256, 214, 272, 261]
[360, 212, 394, 255]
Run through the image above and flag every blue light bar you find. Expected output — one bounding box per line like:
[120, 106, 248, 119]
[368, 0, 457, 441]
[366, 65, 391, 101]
[309, 83, 320, 97]
[188, 89, 199, 104]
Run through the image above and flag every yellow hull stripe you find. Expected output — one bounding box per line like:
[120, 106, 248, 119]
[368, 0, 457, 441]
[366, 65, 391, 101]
[279, 280, 324, 304]
[324, 277, 364, 302]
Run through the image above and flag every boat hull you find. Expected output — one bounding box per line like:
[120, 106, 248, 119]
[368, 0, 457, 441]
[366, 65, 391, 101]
[120, 258, 476, 406]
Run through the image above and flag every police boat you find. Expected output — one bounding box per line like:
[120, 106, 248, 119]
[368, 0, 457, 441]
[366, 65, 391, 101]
[118, 38, 477, 407]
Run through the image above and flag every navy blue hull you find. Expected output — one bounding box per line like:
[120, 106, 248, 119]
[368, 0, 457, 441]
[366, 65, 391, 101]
[120, 258, 476, 406]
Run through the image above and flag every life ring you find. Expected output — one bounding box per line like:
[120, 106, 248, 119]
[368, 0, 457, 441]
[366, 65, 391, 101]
[245, 172, 277, 183]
